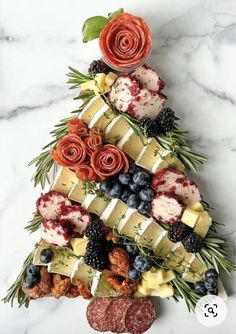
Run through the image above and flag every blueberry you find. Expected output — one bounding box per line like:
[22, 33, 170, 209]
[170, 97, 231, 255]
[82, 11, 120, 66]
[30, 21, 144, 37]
[127, 194, 140, 209]
[139, 188, 154, 202]
[26, 265, 40, 278]
[118, 173, 131, 185]
[128, 165, 140, 174]
[205, 269, 218, 280]
[204, 277, 218, 290]
[100, 180, 114, 193]
[129, 183, 142, 193]
[125, 244, 139, 257]
[133, 171, 150, 187]
[128, 267, 142, 281]
[121, 188, 132, 202]
[194, 281, 207, 295]
[109, 183, 123, 198]
[40, 248, 54, 264]
[137, 201, 150, 215]
[133, 255, 153, 272]
[207, 288, 218, 295]
[24, 275, 38, 289]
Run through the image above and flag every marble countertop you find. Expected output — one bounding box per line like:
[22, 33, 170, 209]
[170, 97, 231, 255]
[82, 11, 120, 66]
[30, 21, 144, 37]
[0, 0, 236, 333]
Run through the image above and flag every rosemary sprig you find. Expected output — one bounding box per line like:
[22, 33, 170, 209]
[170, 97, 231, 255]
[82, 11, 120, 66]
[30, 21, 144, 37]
[25, 212, 43, 233]
[2, 250, 35, 308]
[200, 235, 236, 274]
[171, 276, 200, 312]
[66, 66, 92, 89]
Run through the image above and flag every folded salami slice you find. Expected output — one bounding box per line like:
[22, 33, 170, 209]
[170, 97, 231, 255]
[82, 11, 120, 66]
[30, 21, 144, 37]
[105, 297, 133, 333]
[86, 297, 112, 332]
[36, 191, 71, 220]
[125, 298, 157, 334]
[151, 192, 185, 224]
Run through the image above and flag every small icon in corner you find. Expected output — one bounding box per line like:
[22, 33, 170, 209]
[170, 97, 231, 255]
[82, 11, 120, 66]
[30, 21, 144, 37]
[195, 295, 227, 327]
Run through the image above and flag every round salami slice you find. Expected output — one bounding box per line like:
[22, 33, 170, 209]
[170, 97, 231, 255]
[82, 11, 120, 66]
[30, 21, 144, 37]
[86, 297, 112, 332]
[125, 298, 157, 334]
[105, 297, 133, 333]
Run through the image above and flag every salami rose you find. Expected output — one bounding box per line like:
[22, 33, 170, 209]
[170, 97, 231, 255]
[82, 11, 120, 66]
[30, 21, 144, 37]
[51, 134, 87, 169]
[76, 164, 97, 181]
[91, 144, 129, 179]
[99, 13, 152, 71]
[67, 118, 88, 136]
[84, 134, 103, 156]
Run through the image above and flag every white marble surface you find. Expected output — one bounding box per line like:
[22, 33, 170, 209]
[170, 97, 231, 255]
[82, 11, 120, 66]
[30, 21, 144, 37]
[0, 0, 236, 333]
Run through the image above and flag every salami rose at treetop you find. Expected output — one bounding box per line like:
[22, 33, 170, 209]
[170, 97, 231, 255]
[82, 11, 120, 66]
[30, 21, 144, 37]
[51, 134, 87, 169]
[99, 13, 152, 71]
[91, 144, 129, 179]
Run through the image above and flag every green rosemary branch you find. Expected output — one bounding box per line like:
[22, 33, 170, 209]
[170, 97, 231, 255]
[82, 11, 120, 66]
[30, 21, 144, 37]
[171, 276, 200, 312]
[25, 212, 43, 233]
[66, 66, 92, 89]
[2, 250, 35, 308]
[200, 235, 236, 275]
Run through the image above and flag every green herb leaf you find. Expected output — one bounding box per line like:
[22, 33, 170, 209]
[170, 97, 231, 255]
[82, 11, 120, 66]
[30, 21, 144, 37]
[107, 8, 124, 20]
[82, 16, 108, 43]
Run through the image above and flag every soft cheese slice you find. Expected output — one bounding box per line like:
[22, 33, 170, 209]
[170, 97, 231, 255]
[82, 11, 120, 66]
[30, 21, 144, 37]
[193, 211, 212, 237]
[33, 240, 56, 266]
[47, 247, 77, 277]
[136, 219, 164, 247]
[88, 104, 116, 131]
[117, 129, 145, 160]
[165, 244, 193, 273]
[182, 255, 207, 283]
[68, 180, 86, 203]
[71, 258, 95, 285]
[81, 194, 110, 216]
[100, 198, 129, 228]
[91, 270, 121, 297]
[153, 156, 185, 174]
[79, 96, 105, 124]
[153, 231, 174, 257]
[136, 138, 169, 171]
[117, 209, 146, 238]
[105, 116, 131, 144]
[51, 167, 78, 195]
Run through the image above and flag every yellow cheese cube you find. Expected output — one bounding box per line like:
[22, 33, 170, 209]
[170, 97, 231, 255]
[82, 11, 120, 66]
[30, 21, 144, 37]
[181, 208, 200, 228]
[152, 284, 174, 298]
[162, 270, 176, 284]
[105, 72, 118, 86]
[71, 238, 88, 256]
[194, 211, 212, 237]
[68, 180, 86, 203]
[146, 270, 164, 288]
[80, 80, 96, 91]
[141, 278, 150, 290]
[190, 202, 204, 212]
[95, 73, 106, 90]
[51, 167, 78, 195]
[137, 284, 150, 296]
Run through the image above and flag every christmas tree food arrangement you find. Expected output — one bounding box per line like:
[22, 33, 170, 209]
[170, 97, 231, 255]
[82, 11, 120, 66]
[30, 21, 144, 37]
[3, 8, 235, 334]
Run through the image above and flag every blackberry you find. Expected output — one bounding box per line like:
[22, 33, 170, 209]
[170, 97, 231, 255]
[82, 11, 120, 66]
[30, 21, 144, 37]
[84, 250, 108, 271]
[84, 220, 106, 241]
[182, 232, 203, 253]
[86, 240, 104, 254]
[105, 240, 116, 253]
[88, 60, 111, 75]
[139, 117, 158, 137]
[155, 107, 175, 132]
[168, 222, 192, 243]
